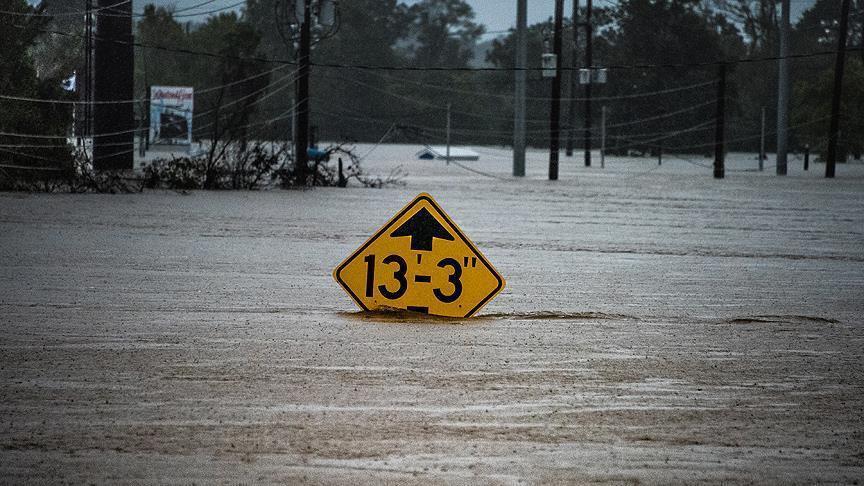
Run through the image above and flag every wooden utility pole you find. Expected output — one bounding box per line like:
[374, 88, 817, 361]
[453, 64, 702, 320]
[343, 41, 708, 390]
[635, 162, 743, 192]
[294, 0, 312, 184]
[714, 64, 727, 179]
[446, 102, 451, 165]
[759, 106, 765, 171]
[565, 0, 579, 157]
[512, 0, 527, 176]
[776, 0, 790, 176]
[826, 0, 852, 178]
[600, 105, 606, 168]
[83, 0, 92, 145]
[583, 0, 593, 167]
[548, 0, 564, 180]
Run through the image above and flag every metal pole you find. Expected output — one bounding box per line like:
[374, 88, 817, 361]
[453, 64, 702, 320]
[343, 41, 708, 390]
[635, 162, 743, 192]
[759, 106, 765, 171]
[294, 0, 311, 184]
[714, 63, 727, 179]
[513, 0, 527, 177]
[565, 0, 580, 157]
[583, 0, 593, 167]
[446, 102, 451, 165]
[826, 0, 851, 178]
[548, 0, 564, 181]
[776, 0, 790, 176]
[600, 105, 606, 168]
[804, 144, 810, 171]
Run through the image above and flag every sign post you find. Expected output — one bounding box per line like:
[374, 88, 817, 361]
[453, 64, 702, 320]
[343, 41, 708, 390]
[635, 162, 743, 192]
[333, 193, 505, 318]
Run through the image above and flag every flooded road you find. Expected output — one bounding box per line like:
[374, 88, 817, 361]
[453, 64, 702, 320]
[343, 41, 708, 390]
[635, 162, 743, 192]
[1, 147, 863, 483]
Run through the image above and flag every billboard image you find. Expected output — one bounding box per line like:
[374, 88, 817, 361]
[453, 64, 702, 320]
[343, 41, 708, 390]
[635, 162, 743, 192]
[149, 86, 193, 146]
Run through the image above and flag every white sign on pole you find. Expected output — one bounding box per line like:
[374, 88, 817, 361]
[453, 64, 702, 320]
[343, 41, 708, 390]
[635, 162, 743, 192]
[579, 69, 591, 84]
[594, 68, 608, 84]
[579, 68, 608, 84]
[542, 53, 557, 78]
[149, 86, 194, 147]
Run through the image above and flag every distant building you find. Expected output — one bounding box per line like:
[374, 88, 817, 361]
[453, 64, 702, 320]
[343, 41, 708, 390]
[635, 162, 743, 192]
[416, 146, 480, 161]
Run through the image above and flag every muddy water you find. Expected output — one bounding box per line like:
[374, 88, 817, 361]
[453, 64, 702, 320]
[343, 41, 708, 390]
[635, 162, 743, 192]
[1, 147, 862, 483]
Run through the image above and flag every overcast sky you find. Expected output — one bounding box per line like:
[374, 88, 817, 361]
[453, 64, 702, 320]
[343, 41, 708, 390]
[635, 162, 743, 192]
[456, 0, 815, 32]
[133, 0, 817, 33]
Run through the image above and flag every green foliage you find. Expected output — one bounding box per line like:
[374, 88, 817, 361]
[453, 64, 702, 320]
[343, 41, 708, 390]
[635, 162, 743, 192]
[0, 0, 74, 182]
[793, 58, 864, 161]
[403, 0, 484, 68]
[135, 8, 271, 165]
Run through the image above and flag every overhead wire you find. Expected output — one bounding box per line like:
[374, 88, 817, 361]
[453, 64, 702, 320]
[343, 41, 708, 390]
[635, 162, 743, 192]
[0, 0, 129, 17]
[358, 68, 716, 102]
[0, 62, 290, 105]
[0, 0, 238, 18]
[0, 67, 300, 147]
[26, 25, 864, 72]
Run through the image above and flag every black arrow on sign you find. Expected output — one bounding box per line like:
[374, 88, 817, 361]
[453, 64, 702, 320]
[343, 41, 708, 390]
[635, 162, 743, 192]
[390, 207, 454, 251]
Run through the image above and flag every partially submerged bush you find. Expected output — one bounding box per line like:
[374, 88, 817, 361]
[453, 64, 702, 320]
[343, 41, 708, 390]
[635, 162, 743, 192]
[0, 148, 142, 193]
[1, 141, 402, 192]
[144, 142, 403, 190]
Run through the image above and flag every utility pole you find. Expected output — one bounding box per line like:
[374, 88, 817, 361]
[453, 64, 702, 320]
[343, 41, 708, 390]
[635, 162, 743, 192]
[82, 0, 92, 146]
[600, 105, 606, 168]
[565, 0, 579, 157]
[826, 0, 852, 179]
[93, 0, 134, 171]
[446, 102, 451, 165]
[294, 0, 312, 184]
[759, 106, 765, 171]
[776, 0, 790, 176]
[548, 0, 564, 181]
[513, 0, 527, 177]
[714, 63, 727, 179]
[583, 0, 593, 167]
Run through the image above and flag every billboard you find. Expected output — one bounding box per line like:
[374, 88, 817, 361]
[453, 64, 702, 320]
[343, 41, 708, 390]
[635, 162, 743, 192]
[149, 86, 193, 146]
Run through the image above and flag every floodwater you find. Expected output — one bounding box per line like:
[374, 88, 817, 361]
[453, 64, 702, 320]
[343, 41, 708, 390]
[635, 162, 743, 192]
[1, 146, 863, 483]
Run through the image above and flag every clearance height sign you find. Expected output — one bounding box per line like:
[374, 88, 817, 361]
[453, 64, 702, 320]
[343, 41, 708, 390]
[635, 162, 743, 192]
[334, 193, 505, 318]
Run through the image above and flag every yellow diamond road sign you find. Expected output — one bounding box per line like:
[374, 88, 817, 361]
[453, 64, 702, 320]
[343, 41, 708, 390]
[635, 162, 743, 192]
[334, 193, 505, 318]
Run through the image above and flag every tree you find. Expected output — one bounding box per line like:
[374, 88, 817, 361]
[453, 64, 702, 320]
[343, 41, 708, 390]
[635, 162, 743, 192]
[402, 0, 484, 68]
[594, 0, 744, 153]
[185, 13, 270, 187]
[135, 5, 190, 92]
[308, 0, 410, 142]
[793, 59, 864, 162]
[705, 0, 780, 55]
[793, 0, 864, 64]
[372, 0, 486, 147]
[31, 0, 84, 81]
[0, 0, 74, 180]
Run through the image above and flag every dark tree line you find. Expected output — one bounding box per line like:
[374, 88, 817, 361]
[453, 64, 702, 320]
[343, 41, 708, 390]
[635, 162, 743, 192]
[3, 0, 863, 174]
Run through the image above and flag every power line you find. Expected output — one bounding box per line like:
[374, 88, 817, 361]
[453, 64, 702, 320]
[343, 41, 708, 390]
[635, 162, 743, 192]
[0, 0, 236, 18]
[358, 68, 716, 102]
[604, 98, 718, 129]
[0, 63, 291, 105]
[0, 0, 129, 17]
[657, 115, 832, 152]
[29, 25, 864, 72]
[0, 68, 300, 142]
